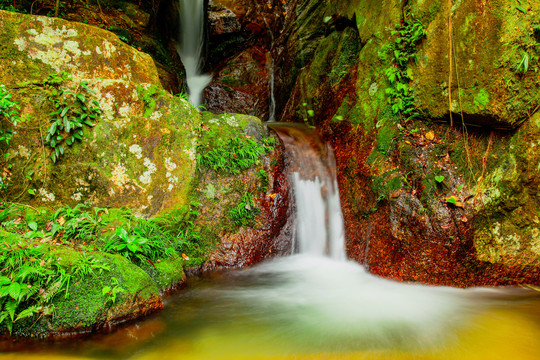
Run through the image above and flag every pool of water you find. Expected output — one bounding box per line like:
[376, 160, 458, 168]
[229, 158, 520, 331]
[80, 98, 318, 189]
[2, 255, 539, 360]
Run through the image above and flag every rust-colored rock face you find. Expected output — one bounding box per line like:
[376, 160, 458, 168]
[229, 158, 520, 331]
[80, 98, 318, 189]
[204, 46, 272, 119]
[266, 0, 540, 286]
[204, 0, 287, 118]
[328, 121, 540, 287]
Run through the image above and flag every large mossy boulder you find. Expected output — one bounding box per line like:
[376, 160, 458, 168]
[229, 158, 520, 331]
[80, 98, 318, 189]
[0, 10, 200, 216]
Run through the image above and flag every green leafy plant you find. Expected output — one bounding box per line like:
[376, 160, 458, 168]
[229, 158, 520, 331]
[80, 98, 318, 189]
[382, 18, 426, 121]
[257, 169, 269, 192]
[50, 203, 105, 242]
[0, 0, 28, 13]
[71, 253, 110, 277]
[435, 175, 445, 183]
[45, 73, 101, 163]
[103, 226, 175, 264]
[102, 277, 124, 306]
[229, 192, 260, 227]
[151, 203, 208, 263]
[0, 84, 20, 191]
[197, 136, 275, 175]
[445, 196, 458, 205]
[0, 238, 72, 334]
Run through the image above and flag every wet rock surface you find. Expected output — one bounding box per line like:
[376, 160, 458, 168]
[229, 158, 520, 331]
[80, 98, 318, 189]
[204, 46, 272, 119]
[266, 0, 540, 286]
[190, 113, 292, 273]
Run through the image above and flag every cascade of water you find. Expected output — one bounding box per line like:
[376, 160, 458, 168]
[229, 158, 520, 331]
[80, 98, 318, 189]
[272, 124, 346, 260]
[177, 0, 211, 106]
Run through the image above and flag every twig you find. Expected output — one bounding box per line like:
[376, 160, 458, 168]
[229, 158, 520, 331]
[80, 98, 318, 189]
[39, 123, 48, 193]
[448, 0, 453, 127]
[452, 30, 474, 181]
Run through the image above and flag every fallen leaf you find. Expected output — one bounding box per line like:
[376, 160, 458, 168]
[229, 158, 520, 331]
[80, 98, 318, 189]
[441, 224, 451, 229]
[58, 216, 65, 226]
[445, 196, 458, 205]
[425, 131, 435, 140]
[14, 218, 21, 225]
[267, 193, 277, 199]
[182, 253, 190, 260]
[455, 201, 464, 208]
[460, 215, 468, 222]
[404, 140, 411, 145]
[391, 189, 402, 198]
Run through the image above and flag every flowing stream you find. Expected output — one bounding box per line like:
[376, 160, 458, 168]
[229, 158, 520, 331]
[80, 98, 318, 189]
[176, 0, 211, 106]
[2, 124, 540, 359]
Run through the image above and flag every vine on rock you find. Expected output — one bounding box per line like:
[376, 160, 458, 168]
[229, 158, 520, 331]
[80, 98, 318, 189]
[381, 18, 426, 122]
[0, 85, 20, 191]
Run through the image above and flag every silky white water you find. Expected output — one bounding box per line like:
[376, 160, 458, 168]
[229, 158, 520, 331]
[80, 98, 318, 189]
[177, 0, 211, 106]
[218, 124, 477, 348]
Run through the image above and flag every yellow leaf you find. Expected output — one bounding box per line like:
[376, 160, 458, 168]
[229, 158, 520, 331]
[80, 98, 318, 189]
[404, 140, 411, 145]
[58, 216, 65, 226]
[425, 131, 435, 140]
[182, 253, 190, 260]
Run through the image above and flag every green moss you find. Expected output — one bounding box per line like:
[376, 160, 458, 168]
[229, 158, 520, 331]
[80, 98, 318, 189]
[328, 28, 361, 86]
[372, 169, 403, 200]
[375, 121, 398, 155]
[473, 88, 490, 110]
[139, 256, 184, 291]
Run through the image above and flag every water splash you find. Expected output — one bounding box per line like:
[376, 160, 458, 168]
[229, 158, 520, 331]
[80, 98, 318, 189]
[273, 124, 346, 259]
[177, 0, 211, 106]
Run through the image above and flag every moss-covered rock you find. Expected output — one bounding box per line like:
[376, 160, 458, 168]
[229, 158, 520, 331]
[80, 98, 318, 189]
[0, 5, 292, 340]
[0, 10, 200, 216]
[192, 112, 292, 271]
[474, 113, 540, 266]
[411, 0, 540, 127]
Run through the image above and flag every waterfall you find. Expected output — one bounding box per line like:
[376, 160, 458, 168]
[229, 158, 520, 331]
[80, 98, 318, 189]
[177, 0, 211, 106]
[272, 124, 346, 260]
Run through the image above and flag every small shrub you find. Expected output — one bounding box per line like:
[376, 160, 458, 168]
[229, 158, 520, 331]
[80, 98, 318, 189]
[0, 85, 20, 191]
[382, 18, 426, 121]
[0, 237, 71, 334]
